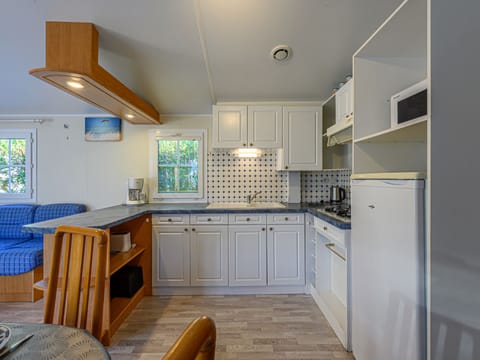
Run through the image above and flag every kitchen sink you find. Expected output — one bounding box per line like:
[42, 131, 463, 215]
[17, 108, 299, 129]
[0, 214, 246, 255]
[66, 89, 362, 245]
[206, 202, 286, 209]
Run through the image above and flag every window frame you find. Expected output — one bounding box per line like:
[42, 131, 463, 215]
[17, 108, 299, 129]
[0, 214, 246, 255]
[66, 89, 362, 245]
[149, 129, 207, 203]
[0, 129, 37, 203]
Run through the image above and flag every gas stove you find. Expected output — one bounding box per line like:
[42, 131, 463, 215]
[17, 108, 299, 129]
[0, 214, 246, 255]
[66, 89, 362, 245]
[307, 202, 351, 223]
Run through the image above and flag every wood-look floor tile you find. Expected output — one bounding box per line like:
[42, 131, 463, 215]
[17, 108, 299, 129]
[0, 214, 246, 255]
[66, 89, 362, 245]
[0, 294, 354, 359]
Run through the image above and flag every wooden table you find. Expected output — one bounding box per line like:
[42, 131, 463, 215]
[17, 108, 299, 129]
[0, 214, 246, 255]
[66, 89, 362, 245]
[0, 322, 110, 359]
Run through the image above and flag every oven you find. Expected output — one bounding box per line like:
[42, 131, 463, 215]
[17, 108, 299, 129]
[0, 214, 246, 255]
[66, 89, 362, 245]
[311, 216, 351, 350]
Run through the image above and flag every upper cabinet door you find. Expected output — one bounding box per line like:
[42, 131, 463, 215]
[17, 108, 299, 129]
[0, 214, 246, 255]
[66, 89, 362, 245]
[212, 105, 247, 148]
[280, 106, 323, 171]
[335, 79, 353, 124]
[247, 106, 283, 148]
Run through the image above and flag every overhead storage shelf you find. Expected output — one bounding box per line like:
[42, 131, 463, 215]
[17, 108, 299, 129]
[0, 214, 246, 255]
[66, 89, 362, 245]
[30, 22, 161, 125]
[354, 117, 427, 144]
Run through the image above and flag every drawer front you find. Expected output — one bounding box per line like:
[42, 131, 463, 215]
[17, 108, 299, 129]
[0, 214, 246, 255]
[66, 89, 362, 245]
[267, 213, 304, 225]
[152, 214, 190, 225]
[191, 214, 228, 225]
[228, 213, 266, 225]
[313, 217, 345, 246]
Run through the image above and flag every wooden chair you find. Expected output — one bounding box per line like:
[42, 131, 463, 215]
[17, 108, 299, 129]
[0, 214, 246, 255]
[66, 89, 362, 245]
[163, 316, 216, 360]
[44, 225, 108, 341]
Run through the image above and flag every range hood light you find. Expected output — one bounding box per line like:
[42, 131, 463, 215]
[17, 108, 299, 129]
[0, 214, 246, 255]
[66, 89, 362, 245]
[125, 114, 134, 119]
[66, 80, 84, 89]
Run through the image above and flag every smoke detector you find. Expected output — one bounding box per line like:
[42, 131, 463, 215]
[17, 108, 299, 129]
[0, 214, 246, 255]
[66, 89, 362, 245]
[271, 45, 292, 62]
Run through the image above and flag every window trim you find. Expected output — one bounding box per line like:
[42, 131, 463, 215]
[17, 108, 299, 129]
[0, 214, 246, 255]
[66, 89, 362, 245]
[0, 128, 37, 203]
[149, 129, 207, 203]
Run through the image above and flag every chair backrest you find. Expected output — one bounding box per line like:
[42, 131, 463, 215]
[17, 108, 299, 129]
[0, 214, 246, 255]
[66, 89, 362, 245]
[44, 225, 108, 341]
[164, 316, 216, 360]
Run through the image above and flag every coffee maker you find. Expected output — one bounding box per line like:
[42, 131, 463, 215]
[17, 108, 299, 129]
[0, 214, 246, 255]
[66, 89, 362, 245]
[126, 177, 147, 205]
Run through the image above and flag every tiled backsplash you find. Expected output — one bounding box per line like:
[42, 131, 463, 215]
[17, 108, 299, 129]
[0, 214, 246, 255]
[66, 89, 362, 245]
[301, 169, 351, 204]
[207, 150, 288, 203]
[207, 150, 351, 204]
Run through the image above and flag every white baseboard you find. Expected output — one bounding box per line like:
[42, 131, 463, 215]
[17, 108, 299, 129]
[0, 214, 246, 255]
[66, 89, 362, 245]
[152, 285, 309, 296]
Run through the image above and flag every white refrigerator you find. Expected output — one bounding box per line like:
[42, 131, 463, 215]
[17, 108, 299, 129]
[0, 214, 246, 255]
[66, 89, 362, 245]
[351, 179, 426, 360]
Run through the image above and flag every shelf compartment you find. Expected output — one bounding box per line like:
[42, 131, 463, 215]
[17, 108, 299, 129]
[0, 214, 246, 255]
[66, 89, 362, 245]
[355, 117, 427, 144]
[110, 285, 145, 335]
[110, 246, 145, 276]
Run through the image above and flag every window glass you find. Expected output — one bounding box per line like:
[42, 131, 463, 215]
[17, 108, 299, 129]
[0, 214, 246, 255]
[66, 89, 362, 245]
[0, 129, 36, 202]
[149, 129, 205, 202]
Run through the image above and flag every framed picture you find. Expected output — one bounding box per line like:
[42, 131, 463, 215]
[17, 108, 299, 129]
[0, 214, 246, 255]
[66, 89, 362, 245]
[85, 117, 122, 141]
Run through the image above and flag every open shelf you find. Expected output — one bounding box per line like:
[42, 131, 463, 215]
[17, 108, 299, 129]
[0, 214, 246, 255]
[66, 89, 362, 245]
[110, 246, 145, 275]
[355, 117, 427, 144]
[110, 285, 145, 334]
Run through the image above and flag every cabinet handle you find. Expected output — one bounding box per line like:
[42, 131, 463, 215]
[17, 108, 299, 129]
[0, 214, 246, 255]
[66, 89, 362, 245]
[323, 226, 328, 231]
[368, 205, 375, 209]
[250, 143, 253, 146]
[243, 143, 246, 146]
[262, 228, 266, 231]
[284, 217, 289, 221]
[146, 218, 150, 223]
[269, 227, 273, 231]
[246, 218, 250, 221]
[192, 228, 196, 231]
[184, 228, 188, 232]
[285, 166, 288, 170]
[167, 218, 172, 222]
[207, 218, 212, 221]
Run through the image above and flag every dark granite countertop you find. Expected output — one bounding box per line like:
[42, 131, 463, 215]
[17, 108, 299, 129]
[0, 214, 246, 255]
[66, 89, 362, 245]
[23, 202, 351, 234]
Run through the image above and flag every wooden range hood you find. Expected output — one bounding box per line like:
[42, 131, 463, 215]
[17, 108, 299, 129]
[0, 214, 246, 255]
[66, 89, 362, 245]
[30, 22, 161, 124]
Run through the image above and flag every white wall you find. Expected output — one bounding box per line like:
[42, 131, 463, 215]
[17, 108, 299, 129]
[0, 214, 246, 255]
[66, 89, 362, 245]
[0, 115, 211, 209]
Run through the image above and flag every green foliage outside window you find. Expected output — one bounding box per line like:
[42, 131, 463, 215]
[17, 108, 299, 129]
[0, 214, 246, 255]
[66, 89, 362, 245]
[0, 138, 27, 194]
[157, 139, 199, 193]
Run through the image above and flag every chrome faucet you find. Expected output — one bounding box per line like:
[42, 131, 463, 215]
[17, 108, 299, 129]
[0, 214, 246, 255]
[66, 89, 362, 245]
[246, 191, 262, 204]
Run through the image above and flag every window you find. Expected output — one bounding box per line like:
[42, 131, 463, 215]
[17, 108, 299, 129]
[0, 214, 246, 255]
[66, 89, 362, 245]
[149, 129, 206, 202]
[0, 129, 37, 203]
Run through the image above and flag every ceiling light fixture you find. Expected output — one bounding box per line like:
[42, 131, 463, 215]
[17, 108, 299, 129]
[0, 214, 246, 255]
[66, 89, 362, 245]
[271, 45, 292, 62]
[125, 114, 134, 119]
[66, 80, 84, 89]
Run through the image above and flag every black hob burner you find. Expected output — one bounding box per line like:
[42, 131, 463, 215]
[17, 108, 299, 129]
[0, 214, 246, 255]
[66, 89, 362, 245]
[321, 204, 351, 219]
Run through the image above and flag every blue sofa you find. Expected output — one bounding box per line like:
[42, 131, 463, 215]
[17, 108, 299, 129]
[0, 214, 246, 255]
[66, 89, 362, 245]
[0, 203, 86, 302]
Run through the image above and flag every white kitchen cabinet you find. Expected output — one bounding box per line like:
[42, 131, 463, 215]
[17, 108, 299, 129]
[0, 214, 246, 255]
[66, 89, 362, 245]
[267, 224, 305, 286]
[277, 106, 323, 171]
[305, 214, 316, 288]
[335, 79, 354, 124]
[247, 106, 282, 148]
[152, 225, 190, 287]
[153, 214, 228, 288]
[212, 105, 247, 148]
[190, 225, 228, 286]
[228, 225, 267, 286]
[212, 105, 282, 149]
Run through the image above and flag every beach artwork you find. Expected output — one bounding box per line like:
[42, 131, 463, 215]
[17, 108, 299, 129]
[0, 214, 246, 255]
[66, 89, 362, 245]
[85, 117, 122, 141]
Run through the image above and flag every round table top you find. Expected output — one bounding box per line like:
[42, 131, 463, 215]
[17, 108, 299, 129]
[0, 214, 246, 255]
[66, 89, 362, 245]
[0, 322, 110, 359]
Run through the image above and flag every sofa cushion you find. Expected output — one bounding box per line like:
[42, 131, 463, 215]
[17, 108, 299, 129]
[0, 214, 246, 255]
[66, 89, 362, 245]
[32, 203, 87, 239]
[0, 205, 36, 240]
[0, 239, 43, 275]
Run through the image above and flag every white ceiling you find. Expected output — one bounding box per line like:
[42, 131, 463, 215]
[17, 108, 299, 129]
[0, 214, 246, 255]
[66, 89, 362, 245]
[0, 0, 403, 116]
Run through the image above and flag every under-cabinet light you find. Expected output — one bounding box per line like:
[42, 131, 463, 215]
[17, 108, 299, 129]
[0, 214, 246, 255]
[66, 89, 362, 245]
[233, 148, 262, 158]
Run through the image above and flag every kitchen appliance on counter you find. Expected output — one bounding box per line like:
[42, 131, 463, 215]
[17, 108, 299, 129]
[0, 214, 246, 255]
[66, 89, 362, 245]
[351, 178, 425, 360]
[126, 177, 147, 205]
[330, 185, 346, 204]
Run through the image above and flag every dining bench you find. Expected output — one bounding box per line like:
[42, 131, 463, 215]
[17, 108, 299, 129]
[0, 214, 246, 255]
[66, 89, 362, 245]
[0, 203, 86, 302]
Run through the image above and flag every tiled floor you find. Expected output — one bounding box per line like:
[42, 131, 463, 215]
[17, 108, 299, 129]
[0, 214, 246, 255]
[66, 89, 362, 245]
[0, 295, 354, 359]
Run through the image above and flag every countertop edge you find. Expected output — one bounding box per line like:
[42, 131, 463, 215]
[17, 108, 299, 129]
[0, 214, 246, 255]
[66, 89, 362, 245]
[23, 203, 351, 233]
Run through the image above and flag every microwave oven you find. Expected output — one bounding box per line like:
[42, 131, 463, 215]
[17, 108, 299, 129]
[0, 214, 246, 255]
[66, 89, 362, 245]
[391, 79, 428, 128]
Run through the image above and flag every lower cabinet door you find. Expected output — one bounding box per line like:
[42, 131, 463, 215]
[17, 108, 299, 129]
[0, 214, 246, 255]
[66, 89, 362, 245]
[190, 226, 228, 286]
[267, 225, 305, 286]
[152, 226, 190, 287]
[228, 225, 267, 286]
